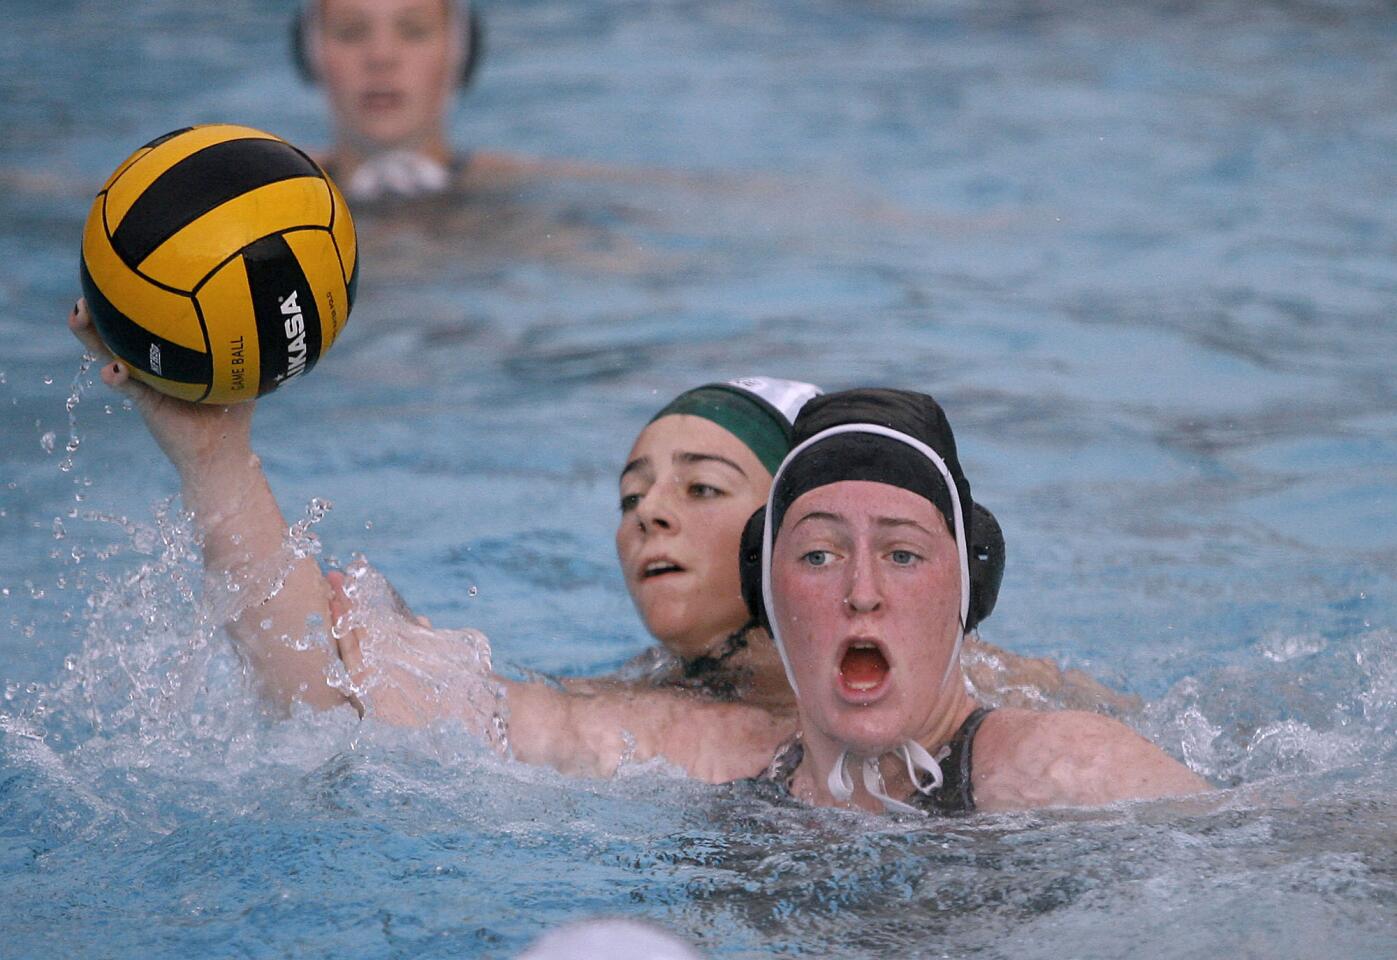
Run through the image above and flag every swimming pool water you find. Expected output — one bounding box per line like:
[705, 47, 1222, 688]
[3, 0, 1396, 956]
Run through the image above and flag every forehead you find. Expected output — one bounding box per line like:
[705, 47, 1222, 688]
[624, 414, 771, 479]
[783, 480, 945, 533]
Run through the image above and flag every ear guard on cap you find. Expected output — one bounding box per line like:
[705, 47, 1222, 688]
[291, 2, 486, 89]
[290, 11, 314, 82]
[739, 507, 768, 629]
[966, 502, 1005, 631]
[739, 502, 1006, 632]
[460, 8, 486, 88]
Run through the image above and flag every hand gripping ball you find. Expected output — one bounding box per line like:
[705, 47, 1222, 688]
[80, 124, 358, 404]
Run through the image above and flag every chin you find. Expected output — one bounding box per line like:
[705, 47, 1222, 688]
[655, 622, 734, 663]
[638, 609, 698, 657]
[640, 599, 739, 662]
[820, 703, 911, 757]
[363, 125, 414, 148]
[352, 115, 418, 147]
[654, 630, 714, 662]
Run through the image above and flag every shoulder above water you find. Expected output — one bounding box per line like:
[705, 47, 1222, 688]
[971, 708, 1212, 812]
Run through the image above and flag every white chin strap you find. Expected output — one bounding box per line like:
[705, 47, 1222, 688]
[827, 739, 951, 815]
[346, 150, 451, 201]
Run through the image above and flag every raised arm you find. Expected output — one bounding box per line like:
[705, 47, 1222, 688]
[70, 299, 350, 711]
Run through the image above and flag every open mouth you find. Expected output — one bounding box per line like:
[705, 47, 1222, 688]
[361, 91, 405, 111]
[839, 640, 890, 695]
[640, 560, 685, 580]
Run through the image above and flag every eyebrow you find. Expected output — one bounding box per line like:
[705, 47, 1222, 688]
[791, 510, 844, 530]
[620, 450, 748, 484]
[874, 516, 938, 538]
[790, 511, 937, 538]
[674, 451, 748, 477]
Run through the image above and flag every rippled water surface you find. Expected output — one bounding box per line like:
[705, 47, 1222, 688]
[2, 0, 1396, 957]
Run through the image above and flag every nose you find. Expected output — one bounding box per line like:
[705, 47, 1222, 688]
[635, 484, 679, 535]
[364, 26, 401, 68]
[844, 548, 883, 614]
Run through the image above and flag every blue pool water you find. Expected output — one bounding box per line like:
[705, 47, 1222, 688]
[3, 0, 1396, 956]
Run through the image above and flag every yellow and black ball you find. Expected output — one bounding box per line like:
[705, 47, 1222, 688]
[80, 124, 358, 404]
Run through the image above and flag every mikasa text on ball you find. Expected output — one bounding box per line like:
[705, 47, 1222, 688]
[80, 124, 358, 404]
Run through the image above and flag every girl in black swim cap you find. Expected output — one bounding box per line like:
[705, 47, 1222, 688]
[747, 389, 1209, 813]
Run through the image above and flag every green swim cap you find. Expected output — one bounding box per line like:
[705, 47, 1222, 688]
[649, 377, 822, 475]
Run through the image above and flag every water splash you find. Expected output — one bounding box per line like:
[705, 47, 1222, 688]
[58, 352, 97, 473]
[1141, 628, 1397, 787]
[31, 497, 206, 744]
[333, 558, 508, 754]
[287, 497, 333, 561]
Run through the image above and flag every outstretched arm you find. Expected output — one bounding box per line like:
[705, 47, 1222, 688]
[70, 299, 350, 711]
[503, 681, 786, 783]
[327, 569, 788, 782]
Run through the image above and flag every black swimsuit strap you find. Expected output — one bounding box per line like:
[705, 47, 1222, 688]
[677, 625, 754, 701]
[755, 706, 994, 816]
[758, 733, 804, 786]
[916, 706, 994, 815]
